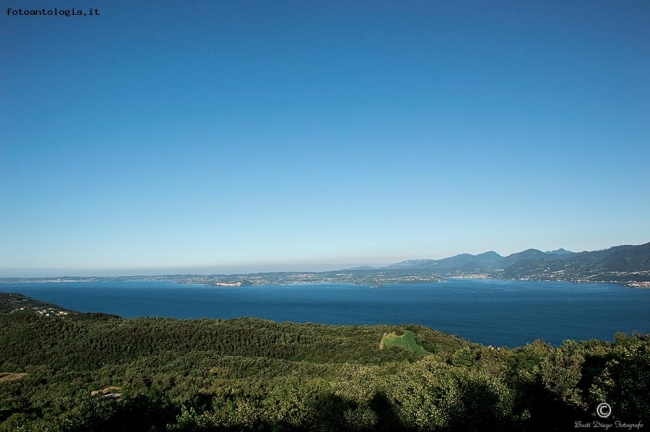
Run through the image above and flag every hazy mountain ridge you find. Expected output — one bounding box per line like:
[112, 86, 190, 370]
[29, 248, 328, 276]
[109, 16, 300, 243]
[545, 248, 573, 255]
[386, 242, 649, 286]
[387, 251, 502, 270]
[387, 249, 575, 271]
[1, 242, 648, 288]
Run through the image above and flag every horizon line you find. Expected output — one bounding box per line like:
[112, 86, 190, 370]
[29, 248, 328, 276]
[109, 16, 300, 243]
[2, 240, 647, 279]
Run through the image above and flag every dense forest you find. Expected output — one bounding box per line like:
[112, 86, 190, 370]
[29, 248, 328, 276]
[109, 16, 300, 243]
[0, 294, 648, 431]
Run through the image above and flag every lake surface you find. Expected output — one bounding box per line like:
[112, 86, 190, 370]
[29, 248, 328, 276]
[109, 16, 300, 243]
[1, 279, 648, 348]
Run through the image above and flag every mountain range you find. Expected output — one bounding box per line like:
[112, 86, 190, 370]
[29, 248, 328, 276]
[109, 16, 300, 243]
[384, 241, 650, 286]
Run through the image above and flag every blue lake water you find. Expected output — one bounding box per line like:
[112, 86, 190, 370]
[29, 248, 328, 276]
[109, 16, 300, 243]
[1, 279, 648, 348]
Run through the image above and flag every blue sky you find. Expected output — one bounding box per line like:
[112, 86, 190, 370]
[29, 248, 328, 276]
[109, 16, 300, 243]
[1, 1, 649, 276]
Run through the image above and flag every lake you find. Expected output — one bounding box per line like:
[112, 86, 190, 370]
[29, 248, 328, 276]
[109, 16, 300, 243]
[1, 278, 648, 348]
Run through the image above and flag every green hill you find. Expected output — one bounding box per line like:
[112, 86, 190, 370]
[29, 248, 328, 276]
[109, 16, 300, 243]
[0, 294, 648, 431]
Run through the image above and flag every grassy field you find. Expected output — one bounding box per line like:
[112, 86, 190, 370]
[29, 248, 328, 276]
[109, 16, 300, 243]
[381, 330, 430, 356]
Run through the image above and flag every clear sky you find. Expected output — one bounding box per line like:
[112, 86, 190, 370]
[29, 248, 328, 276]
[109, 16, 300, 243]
[1, 1, 649, 277]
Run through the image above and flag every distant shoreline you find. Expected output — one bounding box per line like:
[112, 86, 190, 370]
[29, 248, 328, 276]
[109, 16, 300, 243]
[0, 275, 642, 289]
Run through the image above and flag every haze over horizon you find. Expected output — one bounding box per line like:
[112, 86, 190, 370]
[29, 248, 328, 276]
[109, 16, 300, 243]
[1, 241, 648, 278]
[2, 1, 649, 278]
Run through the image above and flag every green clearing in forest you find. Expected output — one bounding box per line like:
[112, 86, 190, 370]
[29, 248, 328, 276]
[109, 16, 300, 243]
[381, 330, 430, 356]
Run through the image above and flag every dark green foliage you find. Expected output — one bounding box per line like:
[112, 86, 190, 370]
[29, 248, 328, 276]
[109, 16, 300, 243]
[589, 332, 650, 421]
[1, 297, 648, 431]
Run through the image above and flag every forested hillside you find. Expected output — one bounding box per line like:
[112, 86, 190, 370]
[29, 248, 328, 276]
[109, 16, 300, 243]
[0, 295, 648, 431]
[501, 242, 650, 285]
[0, 292, 75, 316]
